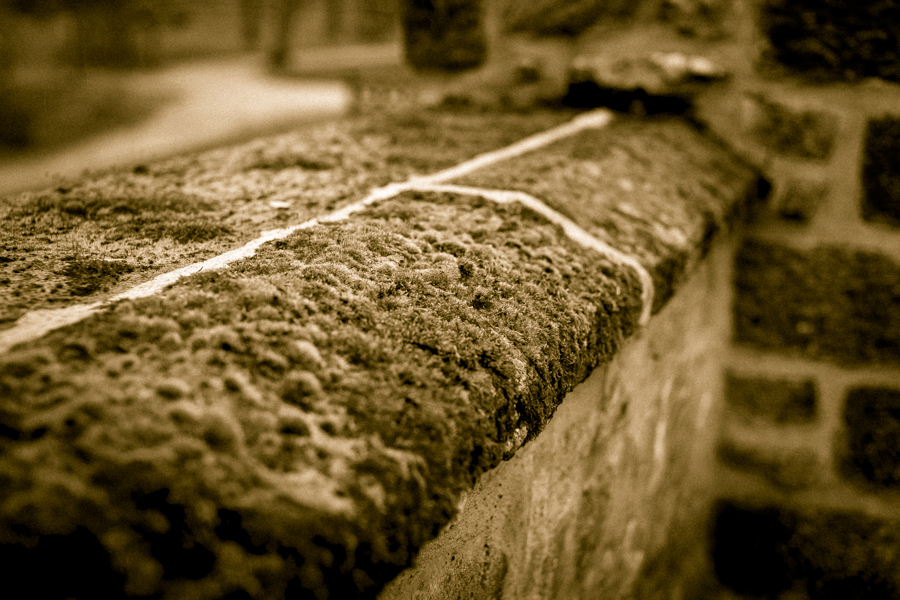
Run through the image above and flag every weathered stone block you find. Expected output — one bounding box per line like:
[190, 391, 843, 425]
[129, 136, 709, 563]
[725, 372, 817, 424]
[742, 93, 839, 160]
[381, 242, 730, 600]
[456, 118, 761, 313]
[760, 0, 900, 83]
[776, 178, 828, 223]
[717, 440, 820, 490]
[842, 387, 900, 488]
[713, 501, 900, 598]
[734, 240, 900, 364]
[862, 116, 900, 225]
[402, 0, 487, 71]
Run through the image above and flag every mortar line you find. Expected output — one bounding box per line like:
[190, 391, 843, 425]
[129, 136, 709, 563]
[401, 183, 655, 326]
[0, 109, 614, 355]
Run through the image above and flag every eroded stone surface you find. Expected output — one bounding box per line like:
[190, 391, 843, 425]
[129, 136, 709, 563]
[0, 109, 572, 326]
[0, 190, 641, 599]
[454, 117, 760, 312]
[379, 240, 731, 600]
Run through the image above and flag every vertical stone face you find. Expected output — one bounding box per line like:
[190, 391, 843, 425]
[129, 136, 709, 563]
[760, 0, 900, 82]
[725, 373, 817, 424]
[401, 0, 487, 71]
[842, 387, 900, 487]
[862, 116, 900, 225]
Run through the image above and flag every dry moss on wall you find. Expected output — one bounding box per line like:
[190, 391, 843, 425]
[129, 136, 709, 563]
[456, 117, 761, 313]
[0, 108, 572, 325]
[0, 191, 641, 599]
[760, 0, 900, 82]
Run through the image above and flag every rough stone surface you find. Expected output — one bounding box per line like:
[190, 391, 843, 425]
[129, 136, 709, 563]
[862, 116, 900, 225]
[0, 108, 572, 325]
[402, 0, 487, 71]
[380, 241, 729, 600]
[455, 116, 761, 312]
[734, 239, 900, 364]
[0, 190, 642, 599]
[713, 500, 900, 598]
[760, 0, 900, 83]
[725, 372, 817, 424]
[841, 387, 900, 488]
[741, 92, 839, 160]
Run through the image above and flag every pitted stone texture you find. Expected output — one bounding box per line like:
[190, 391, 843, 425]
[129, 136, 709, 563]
[0, 190, 642, 599]
[741, 93, 839, 160]
[725, 373, 817, 424]
[841, 387, 900, 488]
[0, 109, 572, 325]
[862, 116, 900, 225]
[760, 0, 900, 83]
[735, 239, 900, 364]
[380, 242, 729, 600]
[454, 117, 759, 312]
[713, 501, 900, 598]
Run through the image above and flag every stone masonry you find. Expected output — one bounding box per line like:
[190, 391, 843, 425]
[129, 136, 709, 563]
[399, 0, 900, 597]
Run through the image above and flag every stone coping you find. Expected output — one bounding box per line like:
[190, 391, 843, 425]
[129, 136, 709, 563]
[0, 108, 761, 599]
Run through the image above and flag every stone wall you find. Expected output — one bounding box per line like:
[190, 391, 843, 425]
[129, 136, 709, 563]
[379, 240, 731, 600]
[694, 2, 900, 598]
[400, 0, 900, 597]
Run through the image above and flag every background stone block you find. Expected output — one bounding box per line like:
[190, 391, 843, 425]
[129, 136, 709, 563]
[402, 0, 487, 71]
[862, 116, 900, 225]
[776, 178, 828, 223]
[717, 440, 820, 490]
[734, 240, 900, 364]
[760, 0, 900, 83]
[742, 93, 839, 160]
[725, 373, 817, 424]
[842, 387, 900, 488]
[713, 501, 900, 598]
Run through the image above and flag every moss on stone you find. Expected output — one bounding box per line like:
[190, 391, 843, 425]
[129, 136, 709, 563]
[0, 190, 640, 598]
[735, 240, 900, 364]
[0, 108, 572, 324]
[455, 117, 760, 313]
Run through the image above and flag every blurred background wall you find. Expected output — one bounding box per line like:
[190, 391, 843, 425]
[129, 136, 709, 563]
[0, 0, 400, 150]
